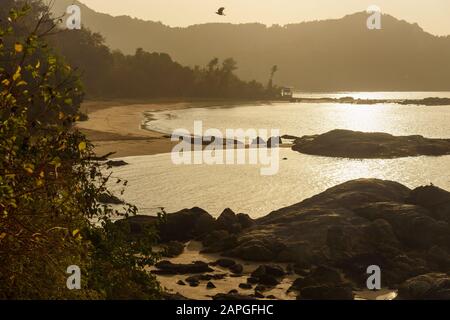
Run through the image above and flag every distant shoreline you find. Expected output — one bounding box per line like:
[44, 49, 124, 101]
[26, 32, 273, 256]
[290, 96, 450, 106]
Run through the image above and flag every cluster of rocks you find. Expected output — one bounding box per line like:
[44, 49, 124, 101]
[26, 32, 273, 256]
[152, 261, 213, 275]
[210, 258, 243, 275]
[123, 178, 450, 300]
[171, 135, 282, 149]
[291, 129, 450, 158]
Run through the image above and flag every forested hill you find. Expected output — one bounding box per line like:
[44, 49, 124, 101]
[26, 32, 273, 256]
[52, 0, 450, 91]
[49, 23, 276, 99]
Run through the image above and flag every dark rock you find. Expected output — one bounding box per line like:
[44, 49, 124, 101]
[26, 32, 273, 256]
[105, 160, 128, 167]
[239, 283, 253, 290]
[281, 134, 300, 140]
[266, 295, 277, 299]
[177, 280, 186, 286]
[354, 202, 449, 249]
[121, 207, 215, 242]
[228, 289, 238, 294]
[153, 260, 214, 275]
[228, 239, 276, 261]
[252, 265, 285, 278]
[292, 129, 450, 159]
[162, 292, 189, 300]
[216, 208, 242, 234]
[250, 265, 285, 286]
[230, 264, 244, 274]
[299, 285, 354, 300]
[202, 230, 229, 247]
[254, 291, 265, 299]
[211, 258, 236, 268]
[291, 265, 343, 290]
[236, 213, 255, 229]
[162, 241, 185, 257]
[251, 137, 266, 147]
[247, 277, 259, 284]
[98, 193, 124, 204]
[206, 281, 216, 289]
[256, 275, 279, 286]
[397, 273, 450, 300]
[406, 185, 450, 223]
[255, 285, 267, 292]
[186, 274, 226, 283]
[267, 136, 282, 148]
[202, 230, 238, 253]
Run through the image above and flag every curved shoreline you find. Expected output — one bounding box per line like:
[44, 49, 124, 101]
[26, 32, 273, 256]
[76, 100, 276, 157]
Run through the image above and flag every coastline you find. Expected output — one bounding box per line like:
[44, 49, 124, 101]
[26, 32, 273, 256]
[77, 99, 276, 158]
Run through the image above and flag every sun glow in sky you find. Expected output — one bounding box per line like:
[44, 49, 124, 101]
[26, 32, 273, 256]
[77, 0, 450, 36]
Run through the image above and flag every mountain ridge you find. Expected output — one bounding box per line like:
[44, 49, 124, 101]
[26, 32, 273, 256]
[51, 0, 450, 91]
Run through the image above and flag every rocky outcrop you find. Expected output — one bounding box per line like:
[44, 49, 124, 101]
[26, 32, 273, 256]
[221, 179, 450, 288]
[119, 207, 254, 246]
[406, 185, 450, 224]
[120, 207, 215, 242]
[397, 273, 450, 300]
[161, 241, 185, 257]
[291, 129, 450, 158]
[129, 178, 450, 298]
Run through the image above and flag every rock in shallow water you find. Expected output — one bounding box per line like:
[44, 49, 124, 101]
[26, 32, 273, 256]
[292, 129, 450, 159]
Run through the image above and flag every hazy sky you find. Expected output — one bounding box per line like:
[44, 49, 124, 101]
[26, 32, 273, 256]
[77, 0, 450, 36]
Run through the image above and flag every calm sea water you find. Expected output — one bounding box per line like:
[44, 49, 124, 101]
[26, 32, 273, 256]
[110, 92, 450, 218]
[146, 94, 450, 139]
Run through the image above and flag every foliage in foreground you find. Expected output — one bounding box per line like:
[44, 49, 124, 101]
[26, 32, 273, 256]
[0, 1, 161, 299]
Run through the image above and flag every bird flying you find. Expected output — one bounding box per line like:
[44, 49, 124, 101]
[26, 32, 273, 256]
[216, 7, 226, 16]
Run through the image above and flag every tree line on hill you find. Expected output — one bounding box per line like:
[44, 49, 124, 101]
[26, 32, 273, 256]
[50, 25, 279, 99]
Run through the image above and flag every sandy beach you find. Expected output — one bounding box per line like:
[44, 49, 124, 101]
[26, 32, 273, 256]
[77, 100, 191, 157]
[77, 100, 274, 158]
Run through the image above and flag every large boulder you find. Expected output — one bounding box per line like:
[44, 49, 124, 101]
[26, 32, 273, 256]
[227, 238, 280, 262]
[251, 265, 286, 278]
[215, 208, 255, 233]
[291, 265, 344, 290]
[406, 185, 450, 223]
[354, 202, 450, 249]
[201, 230, 238, 253]
[216, 208, 242, 233]
[397, 273, 450, 300]
[121, 207, 215, 242]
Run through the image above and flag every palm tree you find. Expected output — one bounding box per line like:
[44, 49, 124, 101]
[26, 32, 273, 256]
[268, 65, 278, 89]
